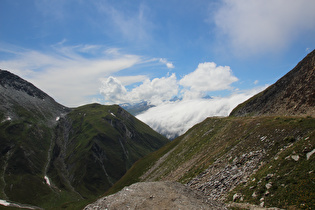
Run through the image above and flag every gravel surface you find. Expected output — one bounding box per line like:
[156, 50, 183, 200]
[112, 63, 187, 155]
[84, 181, 228, 210]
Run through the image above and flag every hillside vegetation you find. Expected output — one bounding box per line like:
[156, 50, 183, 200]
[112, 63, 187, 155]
[100, 50, 315, 210]
[0, 70, 169, 209]
[107, 116, 314, 209]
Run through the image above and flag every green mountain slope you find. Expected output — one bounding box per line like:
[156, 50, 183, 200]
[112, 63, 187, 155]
[104, 51, 315, 209]
[48, 104, 169, 201]
[0, 70, 169, 209]
[108, 116, 315, 209]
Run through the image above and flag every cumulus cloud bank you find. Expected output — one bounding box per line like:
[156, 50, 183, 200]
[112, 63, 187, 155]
[137, 88, 265, 139]
[100, 73, 178, 105]
[180, 62, 238, 99]
[214, 0, 315, 55]
[100, 61, 266, 138]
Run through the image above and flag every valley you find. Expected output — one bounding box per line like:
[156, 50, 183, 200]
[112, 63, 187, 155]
[0, 50, 314, 209]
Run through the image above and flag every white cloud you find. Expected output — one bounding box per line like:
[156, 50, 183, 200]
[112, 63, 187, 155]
[112, 75, 148, 86]
[0, 44, 142, 106]
[254, 80, 259, 85]
[214, 0, 315, 55]
[159, 58, 175, 69]
[100, 73, 178, 105]
[137, 86, 267, 139]
[98, 60, 255, 139]
[179, 62, 238, 99]
[100, 61, 240, 105]
[99, 77, 128, 104]
[95, 2, 153, 42]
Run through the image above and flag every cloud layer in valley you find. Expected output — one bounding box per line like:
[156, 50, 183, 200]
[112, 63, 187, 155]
[100, 62, 266, 138]
[137, 88, 265, 139]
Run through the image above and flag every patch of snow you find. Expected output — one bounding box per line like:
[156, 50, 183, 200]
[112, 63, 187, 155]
[110, 112, 116, 117]
[0, 199, 10, 206]
[44, 176, 51, 186]
[56, 116, 60, 121]
[307, 149, 315, 160]
[1, 116, 12, 123]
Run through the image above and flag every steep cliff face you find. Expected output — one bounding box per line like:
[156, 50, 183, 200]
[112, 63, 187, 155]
[0, 70, 169, 209]
[230, 50, 315, 117]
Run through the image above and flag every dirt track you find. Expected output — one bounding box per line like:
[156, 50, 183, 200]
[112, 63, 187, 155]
[84, 181, 227, 210]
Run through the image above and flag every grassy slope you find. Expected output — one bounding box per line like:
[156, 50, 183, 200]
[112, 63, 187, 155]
[0, 103, 169, 209]
[46, 103, 169, 209]
[0, 108, 55, 207]
[107, 116, 315, 209]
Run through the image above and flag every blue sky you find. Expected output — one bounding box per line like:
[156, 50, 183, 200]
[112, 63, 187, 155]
[1, 0, 315, 137]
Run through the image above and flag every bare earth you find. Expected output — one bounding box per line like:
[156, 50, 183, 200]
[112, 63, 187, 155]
[84, 181, 227, 210]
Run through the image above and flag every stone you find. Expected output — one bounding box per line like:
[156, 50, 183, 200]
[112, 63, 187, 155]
[266, 182, 272, 189]
[291, 155, 299, 161]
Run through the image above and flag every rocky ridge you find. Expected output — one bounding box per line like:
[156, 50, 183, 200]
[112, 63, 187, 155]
[230, 49, 315, 117]
[97, 50, 315, 210]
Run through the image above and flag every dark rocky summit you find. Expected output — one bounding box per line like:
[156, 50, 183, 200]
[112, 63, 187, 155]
[230, 49, 315, 117]
[0, 69, 68, 123]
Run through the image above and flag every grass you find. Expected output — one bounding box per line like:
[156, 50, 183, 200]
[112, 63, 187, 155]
[105, 115, 315, 209]
[0, 103, 169, 209]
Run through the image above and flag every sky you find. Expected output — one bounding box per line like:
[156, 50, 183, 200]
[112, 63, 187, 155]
[1, 0, 315, 138]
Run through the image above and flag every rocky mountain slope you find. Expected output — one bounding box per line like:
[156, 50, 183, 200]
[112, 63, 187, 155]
[0, 70, 168, 209]
[230, 49, 315, 117]
[91, 51, 315, 210]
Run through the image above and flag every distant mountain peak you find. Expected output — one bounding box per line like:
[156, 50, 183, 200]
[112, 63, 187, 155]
[230, 49, 315, 117]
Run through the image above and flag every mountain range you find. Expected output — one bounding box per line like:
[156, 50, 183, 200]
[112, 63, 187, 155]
[0, 49, 314, 209]
[0, 70, 168, 209]
[88, 50, 315, 210]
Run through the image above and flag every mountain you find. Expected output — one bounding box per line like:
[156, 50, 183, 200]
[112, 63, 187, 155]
[0, 69, 169, 209]
[230, 49, 315, 117]
[121, 101, 155, 115]
[0, 69, 68, 123]
[89, 51, 315, 209]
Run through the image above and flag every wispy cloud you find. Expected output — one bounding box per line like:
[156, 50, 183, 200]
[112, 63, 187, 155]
[214, 0, 315, 55]
[0, 43, 143, 106]
[159, 58, 175, 69]
[94, 1, 154, 43]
